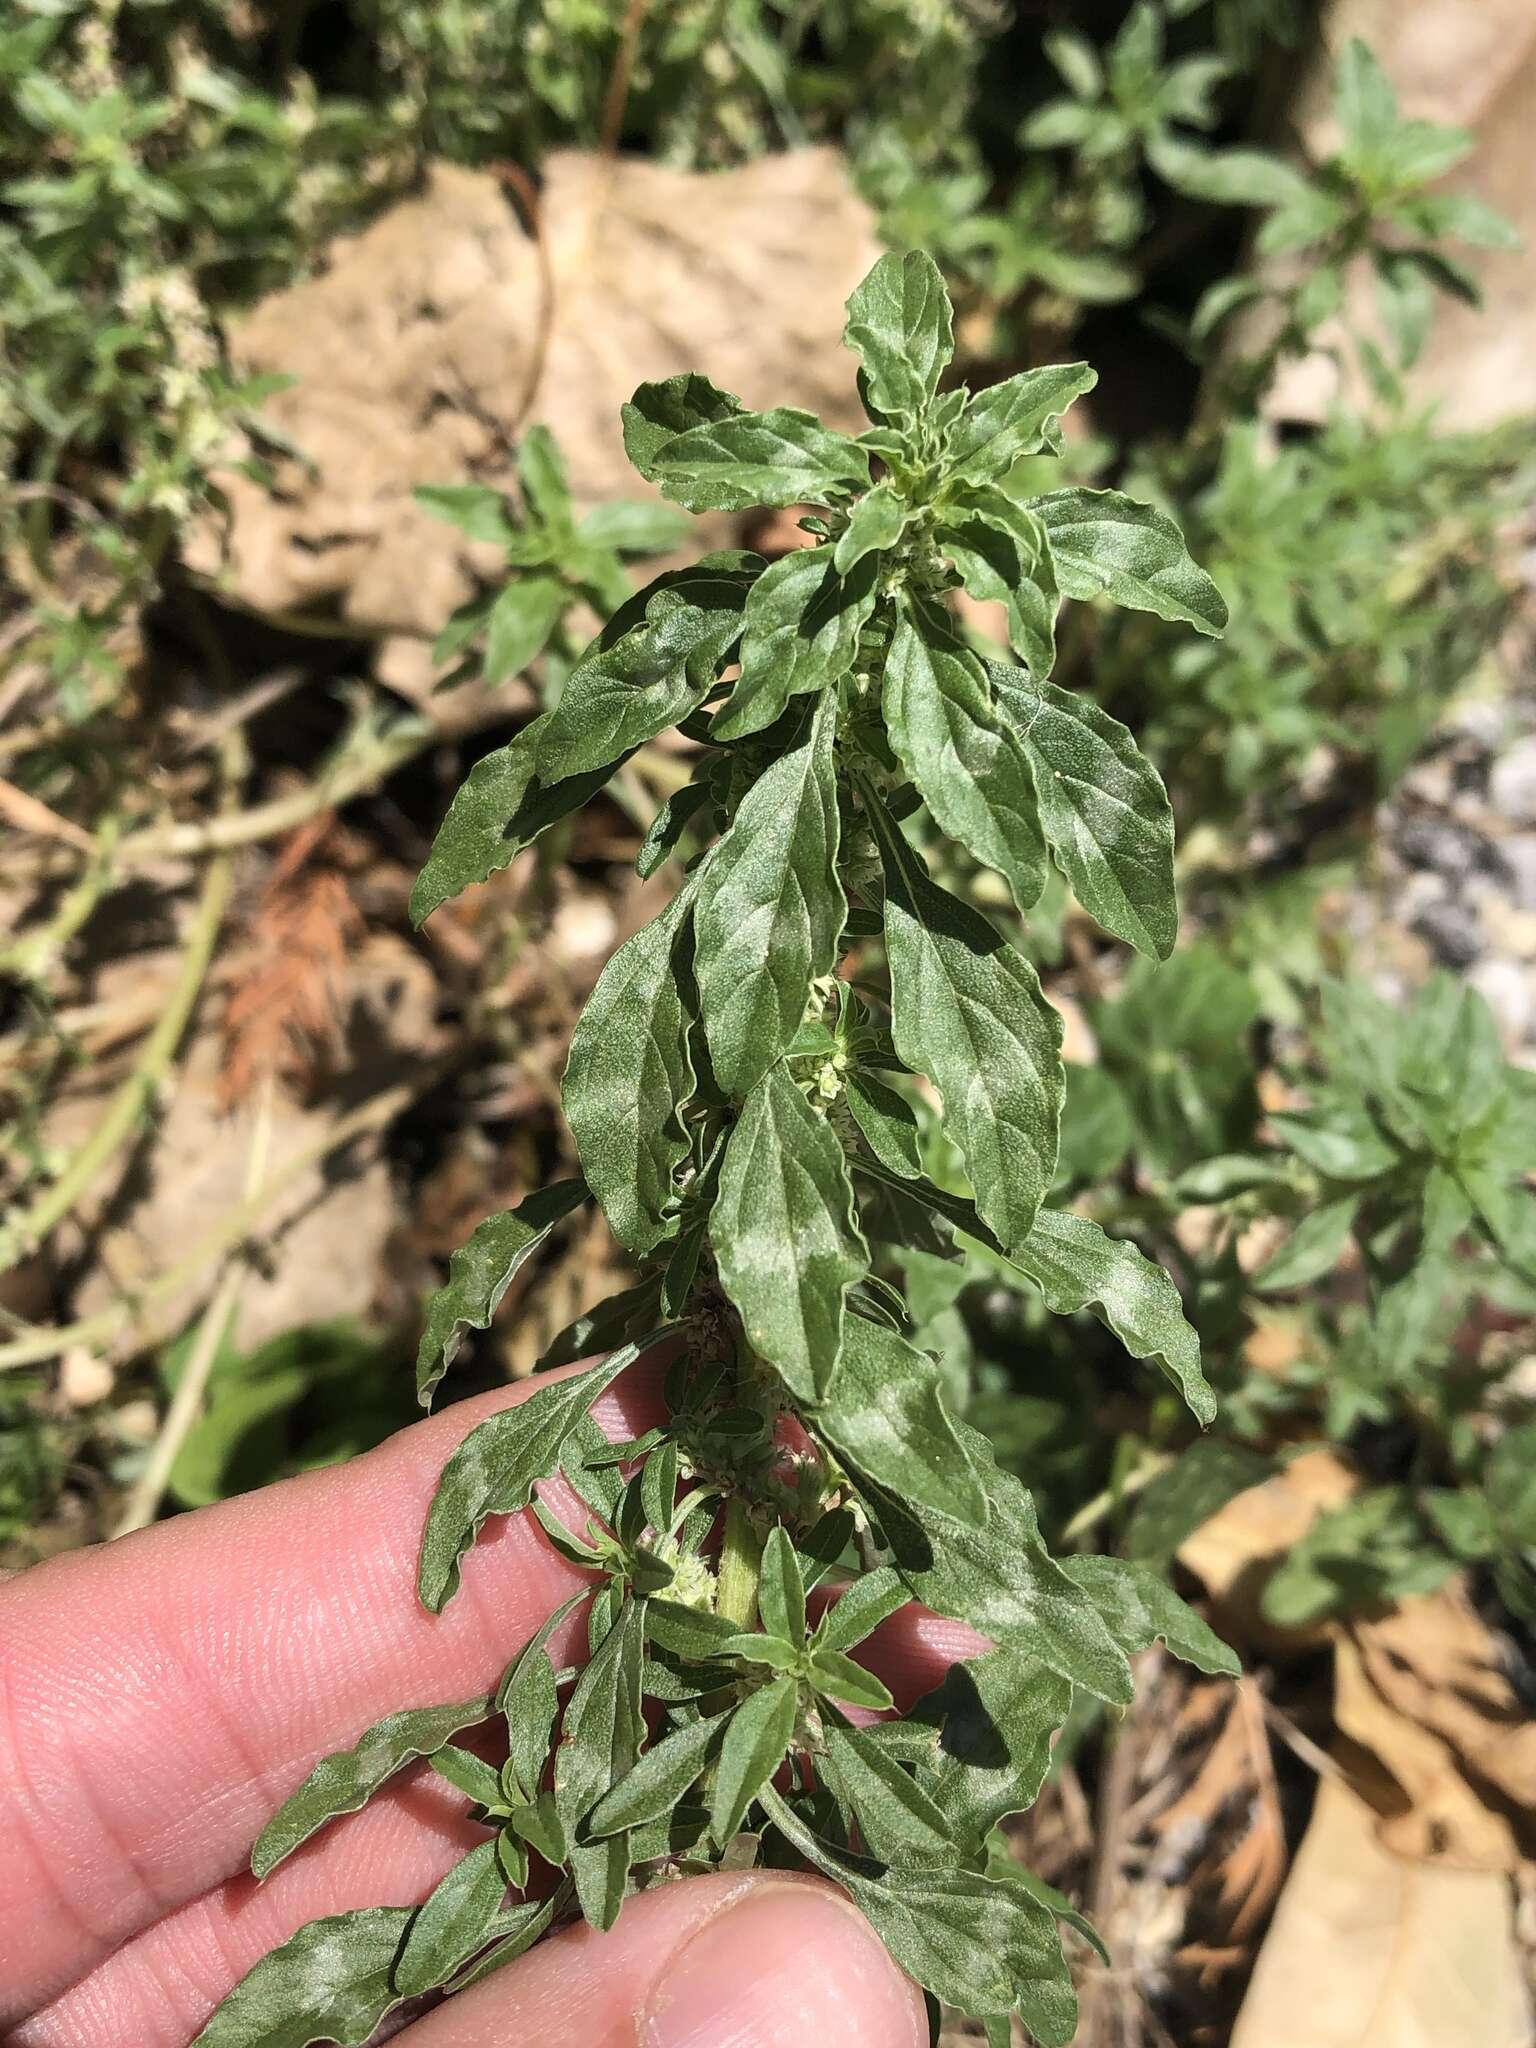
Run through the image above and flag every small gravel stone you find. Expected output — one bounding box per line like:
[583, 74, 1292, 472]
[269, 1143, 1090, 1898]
[1490, 736, 1536, 828]
[1394, 815, 1482, 883]
[1498, 834, 1536, 915]
[1410, 897, 1484, 969]
[1469, 957, 1536, 1053]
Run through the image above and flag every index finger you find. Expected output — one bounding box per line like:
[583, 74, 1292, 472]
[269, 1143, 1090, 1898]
[0, 1352, 666, 2022]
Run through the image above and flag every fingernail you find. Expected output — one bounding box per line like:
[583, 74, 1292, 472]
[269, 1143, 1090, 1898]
[641, 1880, 924, 2048]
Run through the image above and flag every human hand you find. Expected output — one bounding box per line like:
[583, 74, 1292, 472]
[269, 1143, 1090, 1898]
[0, 1351, 971, 2047]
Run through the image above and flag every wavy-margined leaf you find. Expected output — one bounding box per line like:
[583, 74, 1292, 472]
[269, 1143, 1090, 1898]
[409, 731, 613, 926]
[587, 1711, 728, 1837]
[191, 1907, 412, 2048]
[934, 487, 1058, 678]
[869, 1417, 1132, 1703]
[443, 1892, 559, 1994]
[252, 1698, 494, 1878]
[555, 1596, 647, 1929]
[416, 1181, 589, 1405]
[418, 1341, 662, 1612]
[883, 614, 1046, 914]
[822, 1721, 955, 1862]
[844, 249, 954, 419]
[866, 790, 1062, 1256]
[534, 573, 748, 780]
[639, 407, 871, 514]
[696, 692, 844, 1095]
[712, 545, 876, 740]
[762, 1789, 1076, 2042]
[563, 881, 698, 1256]
[989, 660, 1177, 959]
[911, 1646, 1072, 1853]
[394, 1838, 509, 1998]
[711, 1676, 798, 1844]
[817, 1312, 987, 1524]
[621, 372, 746, 480]
[1034, 487, 1228, 635]
[1060, 1555, 1239, 1677]
[1008, 1207, 1213, 1424]
[712, 1063, 867, 1402]
[833, 481, 910, 576]
[812, 1566, 910, 1655]
[944, 363, 1097, 484]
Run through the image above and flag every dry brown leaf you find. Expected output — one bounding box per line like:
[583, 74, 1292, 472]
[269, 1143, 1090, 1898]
[1334, 1586, 1536, 1873]
[1231, 1777, 1533, 2048]
[1156, 1682, 1287, 1947]
[1178, 1448, 1359, 1646]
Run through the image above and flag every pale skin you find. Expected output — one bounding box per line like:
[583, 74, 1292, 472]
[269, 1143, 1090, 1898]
[0, 1352, 983, 2047]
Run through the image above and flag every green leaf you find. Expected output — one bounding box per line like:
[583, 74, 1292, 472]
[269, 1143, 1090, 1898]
[483, 575, 567, 682]
[763, 1791, 1075, 2040]
[1335, 37, 1397, 156]
[844, 249, 955, 419]
[642, 409, 871, 514]
[757, 1524, 808, 1646]
[429, 1744, 507, 1811]
[622, 373, 746, 481]
[444, 1893, 559, 1993]
[563, 882, 698, 1256]
[1254, 1194, 1360, 1292]
[534, 573, 748, 780]
[498, 1593, 586, 1803]
[1007, 1208, 1213, 1424]
[807, 1647, 896, 1712]
[823, 1722, 955, 1862]
[636, 778, 712, 881]
[1060, 1555, 1239, 1677]
[394, 1837, 508, 1998]
[934, 488, 1058, 678]
[817, 1312, 988, 1524]
[414, 484, 517, 546]
[416, 1182, 588, 1405]
[833, 481, 911, 576]
[912, 1647, 1072, 1853]
[1035, 487, 1228, 636]
[883, 613, 1047, 914]
[989, 660, 1178, 959]
[944, 364, 1097, 484]
[191, 1908, 412, 2048]
[711, 1677, 799, 1843]
[516, 424, 574, 533]
[587, 1711, 728, 1836]
[410, 731, 614, 925]
[1125, 1440, 1274, 1566]
[696, 695, 843, 1093]
[556, 1595, 647, 1929]
[813, 1566, 909, 1654]
[712, 544, 877, 740]
[712, 1063, 868, 1402]
[844, 1072, 921, 1179]
[577, 499, 693, 552]
[868, 792, 1063, 1256]
[252, 1697, 493, 1878]
[870, 1419, 1132, 1703]
[418, 1342, 657, 1612]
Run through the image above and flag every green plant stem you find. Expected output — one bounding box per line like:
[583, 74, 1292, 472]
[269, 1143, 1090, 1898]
[716, 1494, 763, 1630]
[0, 1072, 431, 1370]
[1057, 1449, 1173, 1547]
[1, 815, 121, 982]
[109, 1082, 275, 1538]
[0, 830, 231, 1272]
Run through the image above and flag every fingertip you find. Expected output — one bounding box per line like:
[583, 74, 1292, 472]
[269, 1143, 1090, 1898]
[640, 1875, 927, 2048]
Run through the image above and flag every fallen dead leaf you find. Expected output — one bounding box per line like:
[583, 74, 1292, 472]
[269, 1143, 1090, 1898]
[1231, 1777, 1533, 2048]
[1334, 1585, 1536, 1872]
[1178, 1448, 1359, 1647]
